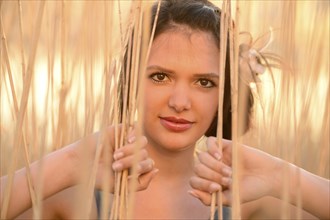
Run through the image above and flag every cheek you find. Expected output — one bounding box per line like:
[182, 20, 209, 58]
[205, 105, 218, 123]
[143, 86, 165, 112]
[198, 93, 218, 122]
[199, 91, 218, 111]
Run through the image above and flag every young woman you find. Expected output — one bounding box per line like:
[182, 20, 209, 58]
[3, 1, 230, 219]
[1, 0, 327, 219]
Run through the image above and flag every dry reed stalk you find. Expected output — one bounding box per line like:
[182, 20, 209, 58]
[111, 58, 121, 219]
[1, 17, 19, 122]
[210, 0, 230, 219]
[99, 1, 114, 219]
[251, 0, 329, 217]
[111, 17, 134, 219]
[110, 43, 131, 220]
[126, 1, 160, 218]
[71, 2, 106, 217]
[31, 84, 51, 219]
[319, 86, 329, 176]
[229, 0, 242, 219]
[17, 0, 26, 81]
[84, 1, 97, 137]
[111, 2, 147, 218]
[53, 0, 68, 150]
[54, 0, 74, 150]
[298, 3, 329, 179]
[120, 3, 143, 218]
[115, 52, 130, 220]
[296, 3, 329, 216]
[129, 3, 142, 127]
[33, 16, 57, 215]
[278, 1, 296, 219]
[0, 50, 3, 178]
[117, 0, 124, 49]
[84, 60, 115, 218]
[111, 66, 122, 219]
[46, 2, 57, 147]
[1, 16, 38, 215]
[0, 0, 328, 219]
[0, 1, 45, 218]
[291, 15, 314, 217]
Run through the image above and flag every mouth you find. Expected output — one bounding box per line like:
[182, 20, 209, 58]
[159, 116, 194, 132]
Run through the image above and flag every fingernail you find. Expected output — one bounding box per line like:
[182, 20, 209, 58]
[222, 177, 232, 185]
[209, 183, 221, 192]
[214, 152, 221, 160]
[152, 168, 159, 175]
[113, 151, 124, 160]
[127, 135, 136, 144]
[112, 162, 123, 171]
[223, 167, 232, 176]
[188, 190, 200, 199]
[136, 164, 142, 172]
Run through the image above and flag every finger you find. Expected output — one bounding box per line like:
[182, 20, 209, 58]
[197, 152, 232, 178]
[113, 136, 148, 160]
[136, 158, 155, 174]
[188, 189, 213, 206]
[127, 126, 137, 144]
[188, 189, 232, 207]
[194, 162, 232, 187]
[129, 168, 159, 191]
[112, 148, 148, 172]
[190, 176, 221, 193]
[221, 139, 233, 164]
[206, 137, 222, 160]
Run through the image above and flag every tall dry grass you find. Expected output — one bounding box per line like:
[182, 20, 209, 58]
[0, 0, 329, 219]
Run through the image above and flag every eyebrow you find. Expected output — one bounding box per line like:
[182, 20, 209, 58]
[146, 65, 174, 74]
[146, 65, 219, 79]
[193, 73, 219, 80]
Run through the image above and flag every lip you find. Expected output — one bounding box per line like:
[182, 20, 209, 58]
[159, 116, 194, 132]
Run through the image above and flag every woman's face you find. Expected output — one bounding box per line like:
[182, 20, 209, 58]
[143, 29, 219, 152]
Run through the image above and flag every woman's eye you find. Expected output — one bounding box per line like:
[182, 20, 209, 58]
[197, 79, 215, 88]
[150, 73, 169, 82]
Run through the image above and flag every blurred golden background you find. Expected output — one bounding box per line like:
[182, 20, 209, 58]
[1, 0, 328, 184]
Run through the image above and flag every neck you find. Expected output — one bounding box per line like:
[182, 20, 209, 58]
[146, 143, 196, 179]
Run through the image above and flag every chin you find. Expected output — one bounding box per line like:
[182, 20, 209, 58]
[144, 122, 207, 150]
[157, 133, 200, 151]
[163, 141, 195, 152]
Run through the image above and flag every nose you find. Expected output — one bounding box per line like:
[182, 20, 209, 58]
[168, 84, 191, 112]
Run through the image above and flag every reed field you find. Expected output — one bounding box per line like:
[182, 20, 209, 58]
[0, 0, 329, 219]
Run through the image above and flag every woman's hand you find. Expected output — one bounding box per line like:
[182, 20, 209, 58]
[109, 133, 158, 192]
[69, 125, 158, 193]
[189, 137, 281, 206]
[190, 137, 329, 219]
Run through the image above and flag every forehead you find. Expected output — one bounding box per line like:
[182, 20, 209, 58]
[148, 29, 220, 74]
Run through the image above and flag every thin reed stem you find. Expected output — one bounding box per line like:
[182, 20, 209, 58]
[211, 0, 230, 219]
[17, 0, 26, 81]
[230, 0, 242, 218]
[0, 1, 45, 218]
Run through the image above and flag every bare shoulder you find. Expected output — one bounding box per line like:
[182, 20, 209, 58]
[16, 186, 97, 219]
[241, 196, 318, 219]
